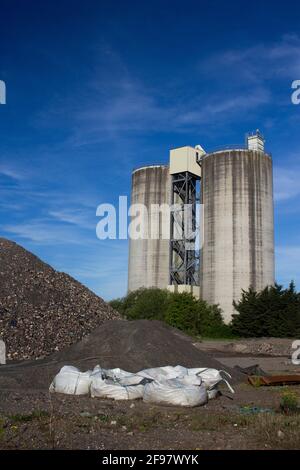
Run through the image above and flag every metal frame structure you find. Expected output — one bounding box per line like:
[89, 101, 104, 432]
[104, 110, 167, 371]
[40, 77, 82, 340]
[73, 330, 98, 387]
[169, 171, 200, 286]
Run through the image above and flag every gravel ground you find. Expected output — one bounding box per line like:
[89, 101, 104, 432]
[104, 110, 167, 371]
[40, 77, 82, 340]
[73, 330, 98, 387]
[0, 336, 299, 450]
[0, 383, 300, 450]
[197, 338, 295, 357]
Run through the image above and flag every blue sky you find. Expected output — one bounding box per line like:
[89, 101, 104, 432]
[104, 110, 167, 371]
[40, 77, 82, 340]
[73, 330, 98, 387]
[0, 0, 300, 300]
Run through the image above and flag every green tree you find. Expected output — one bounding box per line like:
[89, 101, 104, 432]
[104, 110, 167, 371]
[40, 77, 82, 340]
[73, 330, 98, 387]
[110, 288, 232, 338]
[109, 298, 125, 314]
[197, 300, 232, 338]
[165, 292, 199, 334]
[116, 287, 169, 321]
[231, 282, 300, 337]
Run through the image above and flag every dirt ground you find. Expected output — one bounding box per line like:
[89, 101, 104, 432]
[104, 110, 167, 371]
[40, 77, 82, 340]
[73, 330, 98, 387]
[195, 337, 300, 374]
[0, 337, 299, 450]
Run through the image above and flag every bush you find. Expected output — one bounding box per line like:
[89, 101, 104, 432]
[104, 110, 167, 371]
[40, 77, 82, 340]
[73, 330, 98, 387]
[196, 301, 233, 338]
[110, 288, 231, 338]
[164, 292, 199, 334]
[280, 390, 299, 414]
[231, 282, 300, 337]
[109, 298, 125, 314]
[110, 288, 169, 321]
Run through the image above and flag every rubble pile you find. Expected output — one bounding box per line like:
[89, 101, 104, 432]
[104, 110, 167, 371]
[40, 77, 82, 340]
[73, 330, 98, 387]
[0, 238, 120, 360]
[0, 319, 243, 391]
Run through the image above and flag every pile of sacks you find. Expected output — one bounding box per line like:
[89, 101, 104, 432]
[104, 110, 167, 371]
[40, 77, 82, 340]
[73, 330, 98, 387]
[50, 365, 234, 407]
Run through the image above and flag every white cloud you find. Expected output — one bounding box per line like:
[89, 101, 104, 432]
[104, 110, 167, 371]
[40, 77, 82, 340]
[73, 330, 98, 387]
[177, 88, 271, 125]
[0, 164, 24, 181]
[1, 221, 85, 245]
[276, 245, 300, 288]
[203, 34, 300, 82]
[36, 40, 284, 148]
[49, 209, 95, 229]
[274, 167, 300, 201]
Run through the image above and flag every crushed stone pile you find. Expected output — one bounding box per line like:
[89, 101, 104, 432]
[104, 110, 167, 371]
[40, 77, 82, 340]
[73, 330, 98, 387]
[0, 320, 243, 390]
[51, 319, 239, 374]
[0, 238, 120, 360]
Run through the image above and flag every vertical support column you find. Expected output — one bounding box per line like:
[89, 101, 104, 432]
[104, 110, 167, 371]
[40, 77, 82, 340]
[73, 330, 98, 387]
[169, 171, 199, 286]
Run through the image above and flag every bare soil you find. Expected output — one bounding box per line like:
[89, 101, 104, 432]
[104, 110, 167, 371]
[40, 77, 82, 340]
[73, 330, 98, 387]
[197, 337, 294, 357]
[0, 334, 299, 450]
[0, 383, 300, 450]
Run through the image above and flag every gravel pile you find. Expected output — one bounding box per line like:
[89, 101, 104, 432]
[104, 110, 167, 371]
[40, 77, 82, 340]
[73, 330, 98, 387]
[0, 319, 243, 390]
[0, 238, 120, 360]
[52, 319, 238, 374]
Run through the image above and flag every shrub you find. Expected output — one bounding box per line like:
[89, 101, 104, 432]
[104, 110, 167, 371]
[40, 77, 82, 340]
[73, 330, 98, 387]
[110, 288, 169, 321]
[280, 390, 299, 414]
[231, 282, 300, 338]
[110, 288, 231, 338]
[164, 292, 199, 335]
[109, 298, 125, 314]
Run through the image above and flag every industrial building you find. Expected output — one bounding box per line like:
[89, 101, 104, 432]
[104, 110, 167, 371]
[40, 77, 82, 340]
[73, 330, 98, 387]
[128, 131, 275, 322]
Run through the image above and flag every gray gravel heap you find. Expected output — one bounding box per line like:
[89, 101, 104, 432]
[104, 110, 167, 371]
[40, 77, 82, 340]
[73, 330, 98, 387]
[0, 319, 243, 390]
[0, 238, 120, 360]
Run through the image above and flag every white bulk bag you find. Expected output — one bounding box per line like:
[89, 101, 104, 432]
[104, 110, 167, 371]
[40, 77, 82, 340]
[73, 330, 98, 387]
[177, 374, 202, 386]
[188, 368, 234, 393]
[101, 368, 135, 381]
[138, 365, 189, 381]
[143, 378, 208, 407]
[49, 366, 92, 395]
[90, 373, 144, 400]
[49, 364, 234, 401]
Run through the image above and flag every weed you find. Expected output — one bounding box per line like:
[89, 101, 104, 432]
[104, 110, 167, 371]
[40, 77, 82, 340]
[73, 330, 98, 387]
[10, 410, 49, 423]
[280, 390, 299, 414]
[0, 417, 5, 440]
[97, 413, 110, 423]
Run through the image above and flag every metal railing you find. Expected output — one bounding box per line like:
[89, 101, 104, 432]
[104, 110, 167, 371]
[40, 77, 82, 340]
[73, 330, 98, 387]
[205, 145, 272, 157]
[132, 163, 168, 172]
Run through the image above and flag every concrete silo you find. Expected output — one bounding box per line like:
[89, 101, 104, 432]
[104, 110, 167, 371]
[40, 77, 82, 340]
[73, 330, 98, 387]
[128, 165, 171, 291]
[200, 133, 274, 322]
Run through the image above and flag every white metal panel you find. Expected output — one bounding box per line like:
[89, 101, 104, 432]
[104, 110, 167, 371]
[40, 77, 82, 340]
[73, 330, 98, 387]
[169, 146, 203, 176]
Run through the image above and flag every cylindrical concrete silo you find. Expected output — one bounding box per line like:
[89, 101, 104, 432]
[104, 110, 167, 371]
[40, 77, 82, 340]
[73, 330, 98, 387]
[200, 148, 274, 322]
[128, 165, 170, 292]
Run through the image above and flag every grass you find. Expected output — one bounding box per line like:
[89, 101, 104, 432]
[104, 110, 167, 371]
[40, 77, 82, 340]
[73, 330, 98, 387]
[186, 410, 300, 448]
[9, 410, 50, 423]
[252, 413, 300, 449]
[97, 413, 110, 423]
[280, 390, 299, 414]
[0, 418, 5, 440]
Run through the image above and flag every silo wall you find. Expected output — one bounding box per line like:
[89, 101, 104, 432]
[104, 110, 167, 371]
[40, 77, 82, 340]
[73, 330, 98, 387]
[128, 165, 171, 292]
[200, 149, 274, 323]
